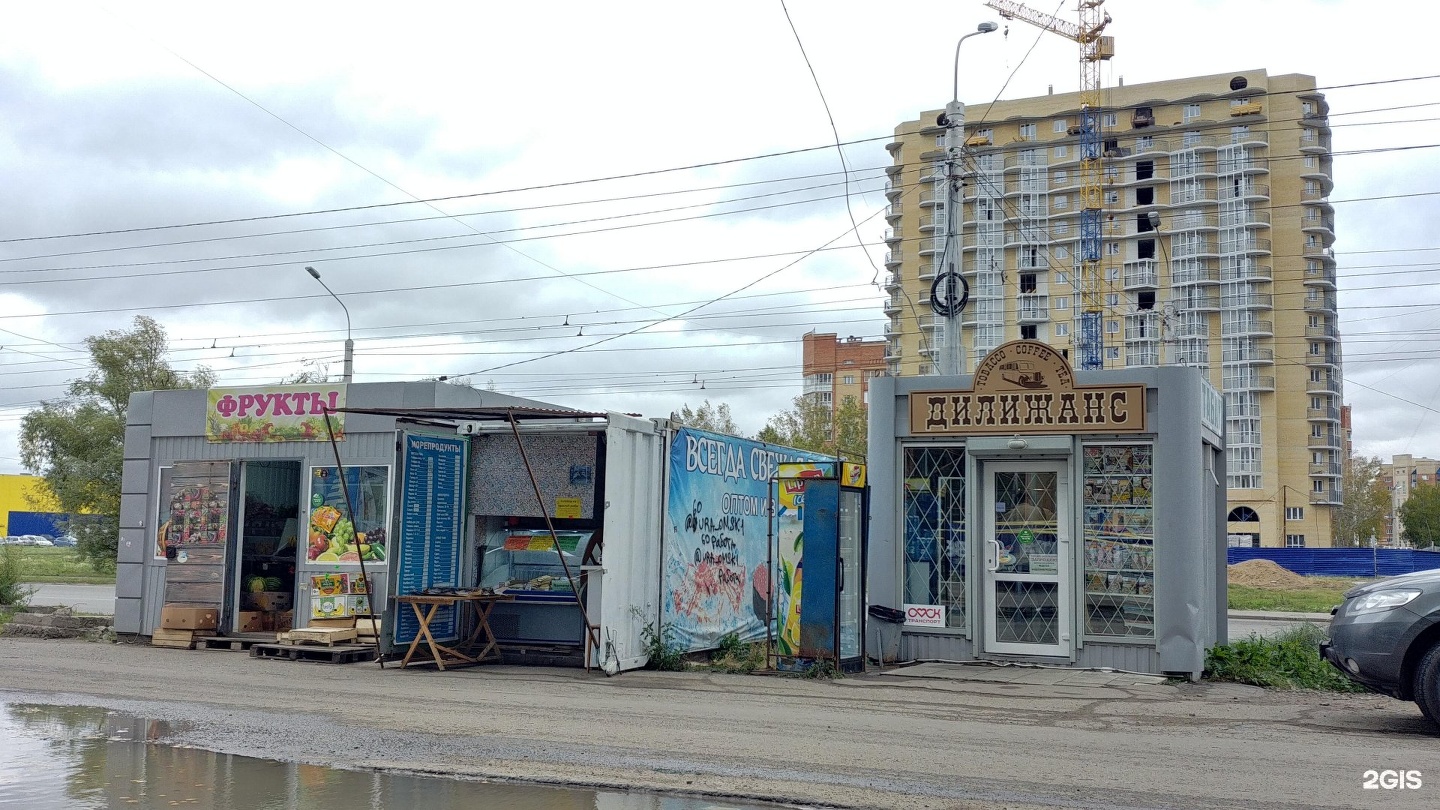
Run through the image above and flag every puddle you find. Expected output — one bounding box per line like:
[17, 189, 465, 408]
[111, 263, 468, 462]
[0, 702, 775, 809]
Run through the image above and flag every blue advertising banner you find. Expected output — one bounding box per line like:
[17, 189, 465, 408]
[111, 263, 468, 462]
[394, 432, 468, 645]
[662, 427, 830, 651]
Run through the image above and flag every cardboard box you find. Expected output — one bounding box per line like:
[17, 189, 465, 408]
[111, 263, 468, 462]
[356, 616, 382, 637]
[161, 605, 218, 631]
[235, 610, 265, 633]
[275, 610, 294, 632]
[309, 617, 356, 629]
[245, 592, 293, 612]
[311, 594, 355, 619]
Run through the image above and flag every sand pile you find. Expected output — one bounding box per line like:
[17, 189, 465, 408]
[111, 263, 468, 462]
[1227, 559, 1311, 589]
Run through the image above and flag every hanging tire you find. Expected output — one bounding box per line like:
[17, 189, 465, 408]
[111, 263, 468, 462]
[1414, 642, 1440, 726]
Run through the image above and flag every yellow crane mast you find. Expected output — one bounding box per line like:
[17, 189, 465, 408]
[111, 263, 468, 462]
[983, 0, 1113, 369]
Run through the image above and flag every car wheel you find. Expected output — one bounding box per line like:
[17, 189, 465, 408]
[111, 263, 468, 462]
[1416, 642, 1440, 724]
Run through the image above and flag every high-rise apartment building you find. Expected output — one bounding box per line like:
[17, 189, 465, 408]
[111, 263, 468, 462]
[1381, 455, 1440, 547]
[801, 331, 887, 419]
[882, 70, 1340, 546]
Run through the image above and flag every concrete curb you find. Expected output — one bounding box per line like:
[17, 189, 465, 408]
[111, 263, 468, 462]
[1227, 610, 1331, 623]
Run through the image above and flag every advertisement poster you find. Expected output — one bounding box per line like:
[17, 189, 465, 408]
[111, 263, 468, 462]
[160, 461, 230, 548]
[774, 474, 806, 655]
[206, 384, 346, 443]
[306, 466, 389, 564]
[661, 428, 830, 652]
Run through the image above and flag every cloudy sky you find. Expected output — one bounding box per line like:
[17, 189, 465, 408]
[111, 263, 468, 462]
[1, 0, 1438, 472]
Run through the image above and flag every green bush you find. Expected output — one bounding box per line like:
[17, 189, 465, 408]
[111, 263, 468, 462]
[800, 658, 842, 680]
[1205, 624, 1364, 692]
[0, 547, 35, 607]
[708, 633, 766, 673]
[640, 621, 687, 671]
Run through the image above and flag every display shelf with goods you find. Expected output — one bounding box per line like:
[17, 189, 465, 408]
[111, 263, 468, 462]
[1081, 444, 1155, 639]
[478, 528, 593, 603]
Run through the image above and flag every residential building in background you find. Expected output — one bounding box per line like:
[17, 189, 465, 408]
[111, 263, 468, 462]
[1381, 454, 1440, 547]
[801, 332, 887, 421]
[882, 69, 1340, 547]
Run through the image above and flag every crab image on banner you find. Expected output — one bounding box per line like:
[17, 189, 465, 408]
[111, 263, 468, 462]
[661, 427, 830, 652]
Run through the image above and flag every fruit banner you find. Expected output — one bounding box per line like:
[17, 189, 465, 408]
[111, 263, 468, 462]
[206, 384, 346, 443]
[306, 465, 389, 564]
[660, 427, 830, 652]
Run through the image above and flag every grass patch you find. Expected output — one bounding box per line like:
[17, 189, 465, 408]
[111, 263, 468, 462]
[639, 620, 687, 671]
[1, 546, 36, 606]
[1227, 580, 1356, 613]
[7, 547, 115, 585]
[1205, 624, 1364, 692]
[707, 632, 766, 673]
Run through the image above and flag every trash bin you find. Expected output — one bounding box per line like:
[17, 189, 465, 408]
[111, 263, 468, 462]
[868, 605, 905, 665]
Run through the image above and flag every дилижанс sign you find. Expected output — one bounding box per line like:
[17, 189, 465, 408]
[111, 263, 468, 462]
[909, 340, 1145, 436]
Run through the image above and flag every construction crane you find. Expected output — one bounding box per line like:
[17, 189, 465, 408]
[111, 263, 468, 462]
[984, 0, 1114, 370]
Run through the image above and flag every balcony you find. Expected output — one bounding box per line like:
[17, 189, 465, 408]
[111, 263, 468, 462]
[1224, 263, 1272, 282]
[885, 202, 903, 220]
[1223, 319, 1274, 337]
[1006, 227, 1051, 245]
[1229, 430, 1262, 447]
[1004, 152, 1049, 169]
[884, 249, 903, 267]
[1231, 183, 1271, 201]
[884, 177, 904, 197]
[1125, 312, 1161, 341]
[1225, 237, 1272, 255]
[1018, 294, 1049, 323]
[919, 214, 946, 233]
[1308, 406, 1342, 424]
[1217, 157, 1269, 175]
[1123, 259, 1159, 290]
[1222, 347, 1274, 364]
[1304, 265, 1336, 288]
[1172, 262, 1220, 286]
[884, 295, 902, 315]
[1224, 373, 1276, 391]
[1172, 319, 1209, 340]
[1172, 346, 1211, 367]
[1176, 294, 1221, 313]
[883, 228, 901, 244]
[1302, 243, 1334, 260]
[918, 188, 939, 206]
[919, 261, 939, 282]
[918, 237, 944, 257]
[884, 339, 902, 362]
[1172, 239, 1220, 259]
[1223, 292, 1273, 310]
[1231, 129, 1268, 146]
[1309, 487, 1343, 505]
[1307, 433, 1343, 450]
[1304, 294, 1338, 313]
[1170, 187, 1220, 205]
[1126, 345, 1160, 367]
[1300, 132, 1333, 153]
[1307, 352, 1340, 369]
[1306, 323, 1340, 341]
[1302, 213, 1336, 233]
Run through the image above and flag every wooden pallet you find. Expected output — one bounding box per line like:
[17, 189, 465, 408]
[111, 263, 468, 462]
[249, 642, 375, 665]
[151, 628, 214, 650]
[278, 627, 358, 646]
[197, 635, 272, 652]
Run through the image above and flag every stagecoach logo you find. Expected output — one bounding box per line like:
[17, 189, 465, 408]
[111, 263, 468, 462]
[904, 604, 946, 627]
[909, 340, 1146, 436]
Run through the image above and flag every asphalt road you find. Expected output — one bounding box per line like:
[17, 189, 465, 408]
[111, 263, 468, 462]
[21, 583, 115, 615]
[0, 637, 1433, 809]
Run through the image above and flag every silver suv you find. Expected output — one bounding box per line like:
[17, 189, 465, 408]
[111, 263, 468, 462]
[1321, 568, 1440, 727]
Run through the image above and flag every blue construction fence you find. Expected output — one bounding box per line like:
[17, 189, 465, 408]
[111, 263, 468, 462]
[1227, 547, 1440, 578]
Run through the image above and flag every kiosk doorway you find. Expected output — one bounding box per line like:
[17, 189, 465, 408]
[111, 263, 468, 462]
[980, 461, 1071, 658]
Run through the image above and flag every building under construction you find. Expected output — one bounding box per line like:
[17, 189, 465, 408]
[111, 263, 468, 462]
[881, 69, 1341, 547]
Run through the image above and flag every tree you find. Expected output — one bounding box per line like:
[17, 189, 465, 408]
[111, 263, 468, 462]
[1400, 482, 1440, 549]
[676, 400, 740, 436]
[757, 395, 867, 460]
[20, 317, 213, 571]
[279, 359, 332, 384]
[1334, 454, 1389, 547]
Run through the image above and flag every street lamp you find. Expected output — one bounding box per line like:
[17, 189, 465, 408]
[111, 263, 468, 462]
[304, 265, 353, 383]
[935, 20, 998, 376]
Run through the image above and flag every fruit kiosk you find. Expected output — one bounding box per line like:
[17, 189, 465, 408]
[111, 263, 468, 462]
[113, 381, 562, 641]
[865, 340, 1227, 679]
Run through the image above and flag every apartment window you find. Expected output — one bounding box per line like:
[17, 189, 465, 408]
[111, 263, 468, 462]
[1183, 103, 1201, 122]
[1183, 131, 1202, 147]
[976, 128, 993, 142]
[1054, 118, 1068, 133]
[817, 392, 833, 404]
[1311, 396, 1323, 409]
[1019, 123, 1037, 140]
[843, 375, 855, 385]
[1054, 194, 1069, 209]
[1313, 479, 1325, 493]
[1302, 101, 1315, 115]
[1304, 156, 1317, 169]
[813, 373, 833, 384]
[1286, 534, 1306, 548]
[1105, 293, 1120, 307]
[1310, 342, 1322, 355]
[1054, 296, 1070, 310]
[1106, 347, 1120, 360]
[1310, 369, 1323, 382]
[1311, 424, 1322, 438]
[1053, 144, 1068, 158]
[1054, 220, 1070, 235]
[1136, 160, 1154, 181]
[1056, 271, 1069, 284]
[1107, 243, 1121, 256]
[1056, 322, 1070, 336]
[1053, 170, 1068, 185]
[1135, 135, 1153, 150]
[1106, 267, 1120, 281]
[1136, 187, 1155, 206]
[1104, 190, 1120, 204]
[1285, 506, 1304, 521]
[1103, 113, 1118, 127]
[1106, 320, 1120, 334]
[1021, 324, 1038, 340]
[1055, 246, 1070, 259]
[1020, 273, 1038, 293]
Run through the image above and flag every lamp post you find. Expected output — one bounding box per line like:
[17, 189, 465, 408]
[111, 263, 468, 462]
[936, 21, 998, 375]
[304, 266, 353, 383]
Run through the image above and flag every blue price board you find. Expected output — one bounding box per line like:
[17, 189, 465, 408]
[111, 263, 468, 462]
[394, 433, 468, 644]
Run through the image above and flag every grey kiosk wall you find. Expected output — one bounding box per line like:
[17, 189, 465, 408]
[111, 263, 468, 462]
[866, 340, 1226, 679]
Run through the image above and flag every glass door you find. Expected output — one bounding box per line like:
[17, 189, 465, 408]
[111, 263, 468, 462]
[981, 461, 1071, 658]
[837, 489, 863, 661]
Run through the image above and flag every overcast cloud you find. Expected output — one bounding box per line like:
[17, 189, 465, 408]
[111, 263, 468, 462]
[1, 0, 1439, 473]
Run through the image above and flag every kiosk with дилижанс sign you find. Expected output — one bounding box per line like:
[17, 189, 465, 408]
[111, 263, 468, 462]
[867, 340, 1226, 679]
[772, 461, 869, 674]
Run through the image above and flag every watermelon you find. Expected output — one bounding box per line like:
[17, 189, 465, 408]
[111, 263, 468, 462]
[247, 576, 267, 593]
[264, 577, 283, 591]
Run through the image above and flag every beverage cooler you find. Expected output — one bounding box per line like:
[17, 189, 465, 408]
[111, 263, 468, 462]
[773, 462, 869, 674]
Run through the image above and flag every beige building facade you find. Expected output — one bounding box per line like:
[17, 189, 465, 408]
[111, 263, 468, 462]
[801, 332, 887, 420]
[882, 69, 1340, 547]
[1381, 455, 1440, 547]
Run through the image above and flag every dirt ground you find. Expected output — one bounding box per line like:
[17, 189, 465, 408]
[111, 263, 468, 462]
[1, 637, 1436, 809]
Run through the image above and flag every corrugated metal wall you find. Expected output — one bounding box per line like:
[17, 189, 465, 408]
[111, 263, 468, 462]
[595, 415, 666, 671]
[1228, 547, 1440, 578]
